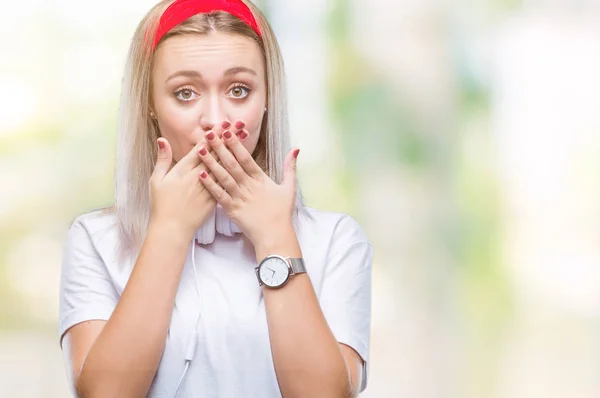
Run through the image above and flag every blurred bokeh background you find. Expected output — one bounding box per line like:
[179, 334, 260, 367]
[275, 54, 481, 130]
[2, 0, 600, 396]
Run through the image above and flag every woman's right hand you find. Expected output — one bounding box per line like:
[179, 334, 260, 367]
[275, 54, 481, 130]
[149, 137, 217, 240]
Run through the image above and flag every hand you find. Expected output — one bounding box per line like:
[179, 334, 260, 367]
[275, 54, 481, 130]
[197, 120, 300, 246]
[149, 137, 220, 240]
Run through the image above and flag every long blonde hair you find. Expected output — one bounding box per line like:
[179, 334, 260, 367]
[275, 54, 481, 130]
[114, 0, 304, 262]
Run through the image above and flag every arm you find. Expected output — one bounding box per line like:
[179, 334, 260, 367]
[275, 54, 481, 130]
[64, 222, 189, 397]
[62, 137, 218, 397]
[198, 126, 371, 397]
[255, 229, 364, 398]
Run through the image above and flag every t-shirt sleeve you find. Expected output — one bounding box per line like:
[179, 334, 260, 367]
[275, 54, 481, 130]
[319, 217, 373, 393]
[58, 216, 119, 347]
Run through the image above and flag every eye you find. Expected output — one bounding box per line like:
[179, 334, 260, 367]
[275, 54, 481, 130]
[228, 84, 251, 99]
[174, 88, 199, 102]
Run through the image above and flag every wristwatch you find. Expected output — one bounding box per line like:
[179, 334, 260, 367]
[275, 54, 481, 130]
[255, 255, 306, 288]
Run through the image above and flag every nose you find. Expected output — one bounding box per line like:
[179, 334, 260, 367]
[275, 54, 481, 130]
[199, 98, 227, 136]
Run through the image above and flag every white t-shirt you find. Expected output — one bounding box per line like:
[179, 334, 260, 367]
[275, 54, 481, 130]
[58, 206, 373, 397]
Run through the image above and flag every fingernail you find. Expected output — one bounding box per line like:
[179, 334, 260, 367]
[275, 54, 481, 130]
[222, 121, 231, 129]
[239, 131, 248, 140]
[199, 147, 207, 156]
[235, 121, 245, 129]
[223, 130, 232, 139]
[206, 131, 215, 141]
[200, 170, 208, 178]
[293, 149, 300, 159]
[158, 140, 165, 150]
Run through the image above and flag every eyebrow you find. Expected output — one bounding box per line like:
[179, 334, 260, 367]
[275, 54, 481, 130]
[224, 66, 257, 77]
[165, 67, 257, 83]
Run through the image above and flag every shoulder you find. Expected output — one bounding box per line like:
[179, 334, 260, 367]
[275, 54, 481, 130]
[68, 207, 118, 240]
[65, 207, 120, 263]
[63, 207, 131, 289]
[296, 207, 372, 288]
[297, 206, 371, 250]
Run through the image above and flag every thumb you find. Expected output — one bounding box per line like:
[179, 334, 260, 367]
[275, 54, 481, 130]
[282, 148, 299, 189]
[153, 138, 173, 180]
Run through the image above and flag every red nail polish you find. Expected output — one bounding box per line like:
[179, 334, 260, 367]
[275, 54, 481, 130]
[199, 147, 207, 156]
[200, 170, 208, 178]
[239, 131, 248, 140]
[206, 132, 215, 141]
[222, 121, 231, 129]
[223, 130, 232, 139]
[235, 121, 245, 129]
[293, 149, 300, 159]
[158, 140, 165, 150]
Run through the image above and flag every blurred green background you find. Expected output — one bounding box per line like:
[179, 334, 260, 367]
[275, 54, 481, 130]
[1, 0, 600, 396]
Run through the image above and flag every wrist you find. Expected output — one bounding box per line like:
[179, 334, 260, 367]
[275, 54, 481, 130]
[148, 218, 193, 246]
[254, 224, 301, 262]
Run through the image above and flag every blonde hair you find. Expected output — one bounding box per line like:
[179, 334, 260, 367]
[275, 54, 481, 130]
[113, 0, 304, 262]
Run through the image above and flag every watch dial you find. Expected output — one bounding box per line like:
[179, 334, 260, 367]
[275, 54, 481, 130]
[259, 257, 290, 287]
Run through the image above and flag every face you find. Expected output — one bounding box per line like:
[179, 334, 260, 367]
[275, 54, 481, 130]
[151, 31, 267, 162]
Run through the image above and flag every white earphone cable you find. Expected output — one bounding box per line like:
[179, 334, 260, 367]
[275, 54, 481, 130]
[174, 239, 204, 397]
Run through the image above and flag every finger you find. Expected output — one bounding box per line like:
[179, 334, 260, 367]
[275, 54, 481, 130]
[223, 128, 264, 179]
[221, 120, 248, 145]
[199, 169, 232, 207]
[173, 134, 224, 173]
[232, 120, 249, 141]
[198, 143, 241, 197]
[221, 120, 232, 134]
[171, 140, 205, 174]
[197, 146, 220, 163]
[233, 120, 245, 133]
[283, 148, 300, 191]
[195, 146, 218, 160]
[152, 138, 173, 181]
[205, 130, 248, 184]
[192, 161, 220, 188]
[210, 121, 224, 142]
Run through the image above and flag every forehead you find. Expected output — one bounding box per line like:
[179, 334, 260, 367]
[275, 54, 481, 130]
[152, 32, 264, 80]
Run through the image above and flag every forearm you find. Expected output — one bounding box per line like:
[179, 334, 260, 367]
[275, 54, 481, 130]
[256, 229, 353, 398]
[77, 222, 190, 397]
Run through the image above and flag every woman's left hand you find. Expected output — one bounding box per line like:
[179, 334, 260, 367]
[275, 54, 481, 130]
[197, 121, 300, 247]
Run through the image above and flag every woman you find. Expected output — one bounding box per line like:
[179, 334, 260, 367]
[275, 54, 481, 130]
[58, 0, 373, 396]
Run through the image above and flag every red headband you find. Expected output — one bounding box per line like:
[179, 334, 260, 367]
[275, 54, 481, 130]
[152, 0, 261, 51]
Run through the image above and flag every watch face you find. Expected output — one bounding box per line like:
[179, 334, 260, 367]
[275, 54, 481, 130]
[259, 256, 290, 287]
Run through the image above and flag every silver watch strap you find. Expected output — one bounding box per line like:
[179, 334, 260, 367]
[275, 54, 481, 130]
[288, 258, 306, 275]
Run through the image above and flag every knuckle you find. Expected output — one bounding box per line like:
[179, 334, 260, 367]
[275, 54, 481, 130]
[223, 159, 238, 170]
[216, 189, 228, 201]
[238, 154, 252, 166]
[240, 189, 250, 202]
[222, 174, 233, 186]
[253, 173, 266, 184]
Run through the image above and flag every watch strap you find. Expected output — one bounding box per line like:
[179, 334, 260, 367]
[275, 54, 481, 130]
[288, 258, 306, 275]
